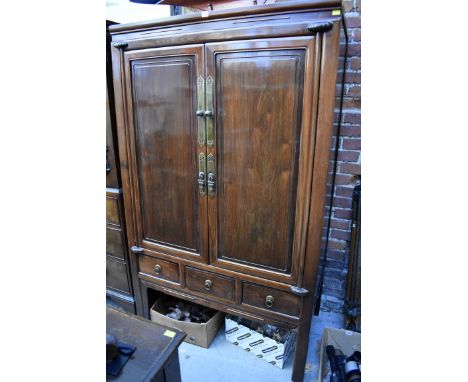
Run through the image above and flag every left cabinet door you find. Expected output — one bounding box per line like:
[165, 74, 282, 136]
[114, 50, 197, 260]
[115, 45, 208, 263]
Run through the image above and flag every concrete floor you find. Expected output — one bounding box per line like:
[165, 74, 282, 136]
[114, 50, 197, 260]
[178, 311, 344, 382]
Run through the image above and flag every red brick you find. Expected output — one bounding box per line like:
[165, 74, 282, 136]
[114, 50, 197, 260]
[340, 125, 361, 137]
[342, 0, 354, 12]
[334, 173, 355, 185]
[351, 29, 361, 43]
[346, 43, 361, 56]
[322, 287, 346, 299]
[331, 229, 350, 241]
[336, 150, 360, 162]
[323, 278, 341, 290]
[346, 84, 361, 97]
[334, 208, 352, 219]
[326, 249, 346, 261]
[339, 162, 361, 175]
[330, 218, 351, 230]
[343, 112, 361, 124]
[335, 83, 343, 95]
[344, 71, 361, 84]
[345, 15, 361, 28]
[325, 268, 347, 282]
[349, 57, 361, 70]
[342, 138, 361, 150]
[335, 96, 361, 109]
[337, 57, 345, 69]
[327, 239, 347, 250]
[332, 196, 352, 208]
[333, 111, 339, 123]
[325, 259, 347, 272]
[335, 186, 354, 197]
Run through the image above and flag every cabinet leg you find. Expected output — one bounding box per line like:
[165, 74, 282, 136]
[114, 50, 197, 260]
[139, 283, 150, 319]
[291, 318, 313, 382]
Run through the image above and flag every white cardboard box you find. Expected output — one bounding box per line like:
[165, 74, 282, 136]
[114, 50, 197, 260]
[225, 316, 296, 369]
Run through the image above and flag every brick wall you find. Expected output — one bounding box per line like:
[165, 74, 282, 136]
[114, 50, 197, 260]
[319, 0, 361, 313]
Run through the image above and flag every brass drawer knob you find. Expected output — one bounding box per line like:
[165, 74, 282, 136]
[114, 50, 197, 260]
[154, 264, 162, 274]
[265, 295, 275, 308]
[204, 279, 212, 291]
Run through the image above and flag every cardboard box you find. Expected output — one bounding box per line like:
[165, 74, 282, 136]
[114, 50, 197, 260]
[225, 316, 296, 369]
[318, 327, 361, 381]
[150, 296, 224, 348]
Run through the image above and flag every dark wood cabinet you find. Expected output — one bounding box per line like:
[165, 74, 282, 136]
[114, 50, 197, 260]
[106, 22, 136, 314]
[109, 2, 341, 380]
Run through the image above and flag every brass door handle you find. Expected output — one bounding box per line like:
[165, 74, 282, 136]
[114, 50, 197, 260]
[204, 280, 212, 291]
[265, 295, 274, 308]
[207, 172, 215, 195]
[197, 171, 205, 194]
[154, 264, 162, 274]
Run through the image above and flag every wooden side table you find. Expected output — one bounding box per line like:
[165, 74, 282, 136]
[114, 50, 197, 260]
[106, 307, 185, 381]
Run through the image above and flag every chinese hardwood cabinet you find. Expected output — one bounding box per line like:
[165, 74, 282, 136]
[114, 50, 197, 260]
[106, 22, 136, 313]
[109, 1, 341, 380]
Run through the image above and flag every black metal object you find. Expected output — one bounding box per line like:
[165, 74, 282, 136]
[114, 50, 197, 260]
[314, 12, 349, 316]
[344, 352, 361, 382]
[106, 145, 111, 175]
[307, 21, 333, 34]
[344, 179, 361, 331]
[106, 337, 137, 376]
[326, 345, 345, 382]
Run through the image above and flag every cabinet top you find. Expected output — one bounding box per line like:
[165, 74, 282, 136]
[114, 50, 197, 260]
[109, 0, 341, 34]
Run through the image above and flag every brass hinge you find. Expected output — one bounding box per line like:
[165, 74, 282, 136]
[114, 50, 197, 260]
[205, 75, 214, 148]
[196, 76, 206, 146]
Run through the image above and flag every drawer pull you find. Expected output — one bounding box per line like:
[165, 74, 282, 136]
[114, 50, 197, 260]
[204, 279, 212, 291]
[265, 295, 275, 308]
[154, 264, 162, 274]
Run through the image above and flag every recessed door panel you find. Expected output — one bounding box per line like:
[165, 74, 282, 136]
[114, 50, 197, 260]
[123, 45, 208, 262]
[206, 37, 319, 284]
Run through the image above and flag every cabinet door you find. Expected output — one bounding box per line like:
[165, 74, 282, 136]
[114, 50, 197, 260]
[206, 37, 320, 284]
[122, 45, 208, 263]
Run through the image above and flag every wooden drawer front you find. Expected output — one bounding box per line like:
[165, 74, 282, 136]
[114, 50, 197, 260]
[139, 255, 180, 284]
[185, 267, 234, 302]
[106, 227, 124, 259]
[106, 196, 120, 226]
[106, 258, 131, 294]
[242, 282, 300, 317]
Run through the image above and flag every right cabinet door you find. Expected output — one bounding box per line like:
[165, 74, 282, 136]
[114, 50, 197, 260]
[206, 37, 320, 285]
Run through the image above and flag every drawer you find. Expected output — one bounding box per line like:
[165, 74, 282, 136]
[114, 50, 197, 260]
[185, 267, 234, 302]
[106, 196, 120, 226]
[106, 258, 131, 294]
[242, 282, 300, 317]
[139, 255, 180, 284]
[106, 227, 125, 259]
